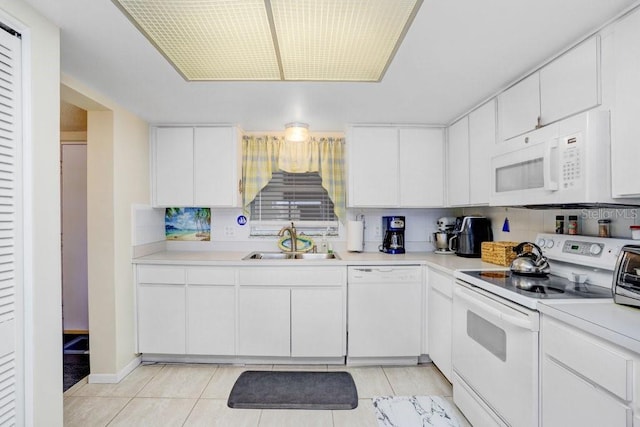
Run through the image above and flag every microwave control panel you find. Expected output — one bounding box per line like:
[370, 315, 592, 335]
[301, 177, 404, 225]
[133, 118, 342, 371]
[560, 132, 582, 189]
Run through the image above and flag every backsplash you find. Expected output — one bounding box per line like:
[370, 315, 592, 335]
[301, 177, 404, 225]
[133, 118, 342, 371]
[132, 205, 640, 253]
[465, 206, 640, 243]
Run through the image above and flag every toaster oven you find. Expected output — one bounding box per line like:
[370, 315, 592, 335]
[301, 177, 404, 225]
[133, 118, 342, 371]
[613, 245, 640, 308]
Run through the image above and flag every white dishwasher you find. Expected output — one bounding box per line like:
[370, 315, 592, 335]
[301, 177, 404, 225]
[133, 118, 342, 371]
[347, 266, 422, 365]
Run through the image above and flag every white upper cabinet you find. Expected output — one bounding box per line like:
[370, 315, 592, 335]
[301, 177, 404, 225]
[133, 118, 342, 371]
[540, 36, 600, 124]
[193, 127, 240, 206]
[447, 116, 470, 206]
[348, 126, 445, 207]
[152, 125, 240, 207]
[348, 126, 399, 207]
[498, 73, 540, 141]
[611, 9, 640, 197]
[154, 127, 195, 207]
[399, 128, 445, 207]
[499, 36, 600, 141]
[468, 100, 496, 205]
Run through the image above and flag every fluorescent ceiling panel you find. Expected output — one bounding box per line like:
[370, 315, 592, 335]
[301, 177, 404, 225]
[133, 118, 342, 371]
[113, 0, 422, 81]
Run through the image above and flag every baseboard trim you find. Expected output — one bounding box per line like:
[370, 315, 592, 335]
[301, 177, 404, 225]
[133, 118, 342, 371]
[88, 355, 141, 384]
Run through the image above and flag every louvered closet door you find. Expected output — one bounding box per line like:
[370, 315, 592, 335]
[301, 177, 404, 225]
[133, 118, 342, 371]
[0, 26, 22, 427]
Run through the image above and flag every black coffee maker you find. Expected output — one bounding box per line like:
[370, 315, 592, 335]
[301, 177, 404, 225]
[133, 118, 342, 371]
[379, 216, 405, 254]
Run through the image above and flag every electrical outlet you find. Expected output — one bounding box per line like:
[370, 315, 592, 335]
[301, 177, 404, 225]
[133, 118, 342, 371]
[374, 225, 381, 237]
[224, 226, 235, 237]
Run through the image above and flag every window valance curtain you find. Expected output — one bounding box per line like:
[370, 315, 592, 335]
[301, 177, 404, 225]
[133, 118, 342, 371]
[242, 135, 346, 223]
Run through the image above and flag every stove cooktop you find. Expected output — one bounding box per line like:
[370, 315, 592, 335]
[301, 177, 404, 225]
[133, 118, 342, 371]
[456, 269, 613, 310]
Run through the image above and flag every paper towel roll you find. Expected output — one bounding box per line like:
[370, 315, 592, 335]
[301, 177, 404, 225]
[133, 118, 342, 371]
[347, 220, 364, 252]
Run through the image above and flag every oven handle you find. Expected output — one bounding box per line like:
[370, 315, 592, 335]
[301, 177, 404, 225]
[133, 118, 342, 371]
[454, 287, 538, 332]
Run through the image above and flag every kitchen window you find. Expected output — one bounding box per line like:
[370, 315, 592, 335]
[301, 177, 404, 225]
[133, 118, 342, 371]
[249, 171, 338, 236]
[242, 135, 345, 236]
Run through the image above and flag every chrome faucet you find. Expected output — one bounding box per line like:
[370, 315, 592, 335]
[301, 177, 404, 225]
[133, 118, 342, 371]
[278, 222, 298, 253]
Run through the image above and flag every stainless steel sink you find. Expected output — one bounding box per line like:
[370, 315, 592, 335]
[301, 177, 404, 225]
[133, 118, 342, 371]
[242, 251, 340, 260]
[243, 251, 294, 260]
[294, 253, 340, 260]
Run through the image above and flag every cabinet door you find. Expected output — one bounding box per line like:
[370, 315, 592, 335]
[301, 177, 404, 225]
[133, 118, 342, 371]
[447, 117, 470, 206]
[237, 287, 290, 356]
[468, 100, 496, 205]
[498, 73, 540, 140]
[612, 9, 640, 197]
[428, 269, 453, 381]
[186, 285, 235, 355]
[399, 128, 444, 207]
[137, 284, 186, 354]
[542, 357, 631, 427]
[540, 37, 599, 125]
[194, 127, 239, 206]
[291, 288, 344, 357]
[348, 282, 421, 357]
[348, 127, 399, 207]
[154, 127, 194, 206]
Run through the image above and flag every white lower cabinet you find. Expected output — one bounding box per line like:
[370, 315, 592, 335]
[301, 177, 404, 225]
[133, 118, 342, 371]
[541, 315, 635, 426]
[237, 266, 347, 359]
[291, 288, 344, 357]
[427, 268, 453, 381]
[138, 283, 186, 354]
[137, 265, 187, 354]
[238, 287, 291, 357]
[137, 265, 236, 355]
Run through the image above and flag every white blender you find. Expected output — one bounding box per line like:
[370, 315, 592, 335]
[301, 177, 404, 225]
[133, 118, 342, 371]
[433, 216, 456, 254]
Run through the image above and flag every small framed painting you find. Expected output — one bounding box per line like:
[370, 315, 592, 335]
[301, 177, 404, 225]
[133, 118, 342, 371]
[165, 207, 211, 241]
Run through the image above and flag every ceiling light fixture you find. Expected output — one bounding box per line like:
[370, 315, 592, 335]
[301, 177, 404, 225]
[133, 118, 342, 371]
[284, 122, 310, 142]
[112, 0, 423, 82]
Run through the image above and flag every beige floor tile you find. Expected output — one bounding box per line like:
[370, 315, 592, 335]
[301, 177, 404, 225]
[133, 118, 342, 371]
[258, 408, 333, 427]
[201, 365, 271, 399]
[383, 365, 452, 396]
[108, 397, 197, 427]
[444, 396, 473, 427]
[72, 363, 163, 397]
[63, 396, 130, 427]
[64, 377, 88, 396]
[328, 366, 393, 398]
[183, 398, 261, 427]
[332, 399, 378, 427]
[137, 364, 217, 398]
[272, 364, 328, 371]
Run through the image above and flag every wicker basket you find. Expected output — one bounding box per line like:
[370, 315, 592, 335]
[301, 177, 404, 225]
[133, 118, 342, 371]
[481, 241, 520, 266]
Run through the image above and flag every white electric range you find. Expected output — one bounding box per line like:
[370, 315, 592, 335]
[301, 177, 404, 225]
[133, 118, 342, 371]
[451, 233, 635, 427]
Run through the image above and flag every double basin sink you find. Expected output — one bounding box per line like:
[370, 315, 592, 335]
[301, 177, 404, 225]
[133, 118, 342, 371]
[243, 251, 340, 260]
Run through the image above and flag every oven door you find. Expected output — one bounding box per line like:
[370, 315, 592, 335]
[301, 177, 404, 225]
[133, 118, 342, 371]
[452, 281, 539, 427]
[491, 136, 561, 206]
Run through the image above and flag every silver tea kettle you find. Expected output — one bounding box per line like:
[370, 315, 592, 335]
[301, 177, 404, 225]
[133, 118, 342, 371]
[510, 242, 551, 276]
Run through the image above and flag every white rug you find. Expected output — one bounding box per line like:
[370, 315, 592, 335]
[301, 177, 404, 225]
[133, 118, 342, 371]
[372, 396, 462, 427]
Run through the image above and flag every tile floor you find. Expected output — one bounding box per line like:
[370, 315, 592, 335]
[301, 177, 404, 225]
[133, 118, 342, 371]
[63, 362, 471, 427]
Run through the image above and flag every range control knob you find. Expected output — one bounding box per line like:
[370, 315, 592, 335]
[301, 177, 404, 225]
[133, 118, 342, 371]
[545, 240, 555, 249]
[536, 238, 546, 247]
[589, 244, 602, 255]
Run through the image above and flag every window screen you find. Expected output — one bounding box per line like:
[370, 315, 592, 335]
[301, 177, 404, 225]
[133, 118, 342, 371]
[250, 171, 338, 236]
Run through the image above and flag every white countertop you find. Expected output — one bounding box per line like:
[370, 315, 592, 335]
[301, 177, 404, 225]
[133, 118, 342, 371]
[132, 249, 500, 273]
[539, 300, 640, 355]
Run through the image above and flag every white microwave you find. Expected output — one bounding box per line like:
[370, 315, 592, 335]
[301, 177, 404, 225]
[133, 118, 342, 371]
[490, 110, 616, 206]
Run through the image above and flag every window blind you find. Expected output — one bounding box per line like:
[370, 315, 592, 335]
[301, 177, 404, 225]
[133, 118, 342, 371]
[250, 171, 338, 235]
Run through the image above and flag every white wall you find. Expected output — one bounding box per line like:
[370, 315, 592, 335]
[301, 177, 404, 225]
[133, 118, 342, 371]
[62, 75, 149, 380]
[0, 0, 62, 425]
